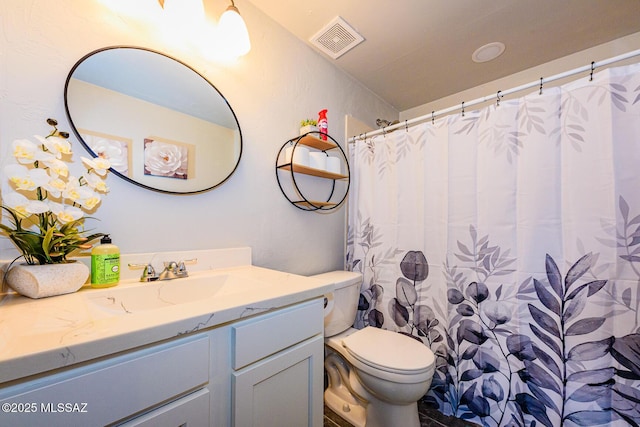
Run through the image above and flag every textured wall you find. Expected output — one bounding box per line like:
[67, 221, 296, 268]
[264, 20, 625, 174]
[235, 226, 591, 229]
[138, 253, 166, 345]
[0, 0, 398, 275]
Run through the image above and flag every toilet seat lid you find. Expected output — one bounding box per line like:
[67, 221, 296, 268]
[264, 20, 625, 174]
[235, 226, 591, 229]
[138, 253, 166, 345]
[341, 327, 435, 374]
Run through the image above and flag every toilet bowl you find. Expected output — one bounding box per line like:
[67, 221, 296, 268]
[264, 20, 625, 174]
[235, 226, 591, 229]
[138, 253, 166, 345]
[312, 271, 436, 427]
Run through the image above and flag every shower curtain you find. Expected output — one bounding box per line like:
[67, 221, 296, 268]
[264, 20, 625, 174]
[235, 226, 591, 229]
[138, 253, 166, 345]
[346, 63, 640, 427]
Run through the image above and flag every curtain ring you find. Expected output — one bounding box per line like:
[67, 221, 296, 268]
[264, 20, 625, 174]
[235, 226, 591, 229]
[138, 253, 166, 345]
[461, 102, 465, 117]
[539, 77, 543, 95]
[590, 61, 595, 81]
[496, 90, 502, 107]
[431, 111, 435, 124]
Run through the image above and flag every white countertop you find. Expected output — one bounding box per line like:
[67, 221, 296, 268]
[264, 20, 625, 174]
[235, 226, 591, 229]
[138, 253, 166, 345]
[0, 248, 333, 384]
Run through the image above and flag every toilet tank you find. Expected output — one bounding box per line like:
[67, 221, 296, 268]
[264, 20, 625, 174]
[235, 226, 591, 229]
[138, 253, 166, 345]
[311, 271, 363, 337]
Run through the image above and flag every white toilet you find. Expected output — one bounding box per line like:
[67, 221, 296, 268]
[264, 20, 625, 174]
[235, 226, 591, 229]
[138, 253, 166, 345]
[312, 271, 435, 427]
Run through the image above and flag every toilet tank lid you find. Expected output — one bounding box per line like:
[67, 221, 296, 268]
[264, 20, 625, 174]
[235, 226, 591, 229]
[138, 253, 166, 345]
[310, 271, 362, 289]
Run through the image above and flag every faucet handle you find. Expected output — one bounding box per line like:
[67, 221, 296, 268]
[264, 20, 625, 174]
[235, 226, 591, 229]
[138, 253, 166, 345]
[128, 263, 158, 282]
[163, 261, 179, 270]
[176, 258, 197, 276]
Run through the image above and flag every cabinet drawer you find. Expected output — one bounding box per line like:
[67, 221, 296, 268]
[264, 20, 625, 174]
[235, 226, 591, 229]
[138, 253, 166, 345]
[233, 298, 323, 369]
[0, 335, 209, 427]
[118, 388, 210, 426]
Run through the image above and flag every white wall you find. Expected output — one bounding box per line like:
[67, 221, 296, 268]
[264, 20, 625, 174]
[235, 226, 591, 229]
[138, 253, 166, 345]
[0, 0, 398, 275]
[402, 32, 640, 121]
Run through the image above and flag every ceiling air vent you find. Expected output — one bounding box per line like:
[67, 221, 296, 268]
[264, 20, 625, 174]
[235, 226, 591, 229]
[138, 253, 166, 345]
[310, 16, 364, 59]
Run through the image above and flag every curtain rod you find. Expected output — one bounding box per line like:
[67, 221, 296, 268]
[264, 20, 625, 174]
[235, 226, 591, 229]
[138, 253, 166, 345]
[350, 48, 640, 143]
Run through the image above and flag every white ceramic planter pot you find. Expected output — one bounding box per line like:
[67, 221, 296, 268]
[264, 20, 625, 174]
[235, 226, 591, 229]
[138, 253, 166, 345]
[300, 125, 318, 135]
[1, 262, 89, 299]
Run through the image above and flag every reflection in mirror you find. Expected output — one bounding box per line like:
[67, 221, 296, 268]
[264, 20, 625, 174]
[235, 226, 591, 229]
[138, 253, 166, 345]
[64, 46, 242, 194]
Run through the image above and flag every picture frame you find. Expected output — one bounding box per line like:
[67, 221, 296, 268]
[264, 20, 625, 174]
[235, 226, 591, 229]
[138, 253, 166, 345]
[143, 136, 195, 180]
[79, 129, 132, 177]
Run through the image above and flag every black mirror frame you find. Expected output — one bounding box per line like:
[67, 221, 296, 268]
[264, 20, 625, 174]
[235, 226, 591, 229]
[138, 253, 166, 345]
[64, 46, 243, 195]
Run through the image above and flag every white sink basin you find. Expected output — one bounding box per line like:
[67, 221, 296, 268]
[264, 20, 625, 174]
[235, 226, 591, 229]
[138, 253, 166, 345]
[85, 273, 266, 315]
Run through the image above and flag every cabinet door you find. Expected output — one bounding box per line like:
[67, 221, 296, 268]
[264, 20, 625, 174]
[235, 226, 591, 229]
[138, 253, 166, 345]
[233, 335, 323, 427]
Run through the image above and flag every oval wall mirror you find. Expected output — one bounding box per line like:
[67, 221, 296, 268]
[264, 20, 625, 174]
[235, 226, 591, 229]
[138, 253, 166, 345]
[64, 46, 242, 194]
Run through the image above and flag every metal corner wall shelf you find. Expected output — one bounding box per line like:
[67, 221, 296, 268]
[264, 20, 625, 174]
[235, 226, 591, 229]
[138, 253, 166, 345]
[275, 131, 350, 211]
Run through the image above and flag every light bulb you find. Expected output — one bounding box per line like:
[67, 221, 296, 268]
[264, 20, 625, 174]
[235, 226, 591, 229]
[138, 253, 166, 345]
[218, 3, 251, 57]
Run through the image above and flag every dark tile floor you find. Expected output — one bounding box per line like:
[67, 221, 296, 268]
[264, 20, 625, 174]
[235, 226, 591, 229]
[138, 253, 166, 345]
[323, 398, 481, 427]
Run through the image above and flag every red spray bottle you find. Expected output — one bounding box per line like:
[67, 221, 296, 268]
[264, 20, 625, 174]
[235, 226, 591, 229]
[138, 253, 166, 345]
[318, 109, 328, 140]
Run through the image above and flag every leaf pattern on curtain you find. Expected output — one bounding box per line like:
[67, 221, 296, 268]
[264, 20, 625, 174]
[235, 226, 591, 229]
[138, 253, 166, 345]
[346, 63, 640, 427]
[443, 240, 640, 426]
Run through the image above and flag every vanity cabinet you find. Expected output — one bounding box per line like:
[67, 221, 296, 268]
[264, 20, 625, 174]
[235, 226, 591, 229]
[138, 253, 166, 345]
[0, 297, 324, 427]
[276, 132, 350, 211]
[231, 298, 324, 427]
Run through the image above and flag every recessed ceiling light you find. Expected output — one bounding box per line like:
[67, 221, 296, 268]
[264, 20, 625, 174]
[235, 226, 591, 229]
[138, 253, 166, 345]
[472, 42, 505, 63]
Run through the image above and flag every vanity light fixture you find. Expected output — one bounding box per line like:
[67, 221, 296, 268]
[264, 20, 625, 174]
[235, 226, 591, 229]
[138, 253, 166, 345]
[218, 0, 251, 57]
[157, 0, 251, 58]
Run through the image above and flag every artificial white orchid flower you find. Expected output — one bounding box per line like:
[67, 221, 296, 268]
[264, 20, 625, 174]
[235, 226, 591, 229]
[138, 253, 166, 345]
[62, 176, 94, 203]
[4, 164, 33, 190]
[35, 134, 72, 157]
[3, 192, 50, 217]
[42, 176, 67, 198]
[49, 201, 84, 224]
[4, 164, 49, 191]
[81, 156, 111, 176]
[83, 172, 109, 193]
[78, 192, 102, 210]
[2, 192, 29, 218]
[11, 139, 38, 164]
[40, 158, 69, 178]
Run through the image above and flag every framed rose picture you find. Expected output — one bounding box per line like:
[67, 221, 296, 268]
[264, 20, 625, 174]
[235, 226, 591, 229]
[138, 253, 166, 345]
[79, 129, 132, 177]
[143, 136, 195, 180]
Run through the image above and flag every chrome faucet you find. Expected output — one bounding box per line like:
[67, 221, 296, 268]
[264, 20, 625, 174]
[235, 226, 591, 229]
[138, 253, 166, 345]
[159, 259, 197, 280]
[129, 259, 197, 282]
[128, 262, 158, 282]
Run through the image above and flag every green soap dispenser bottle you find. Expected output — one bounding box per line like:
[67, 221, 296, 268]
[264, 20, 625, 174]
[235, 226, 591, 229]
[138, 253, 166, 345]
[91, 234, 120, 288]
